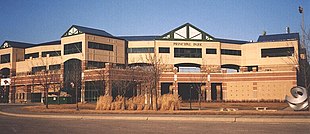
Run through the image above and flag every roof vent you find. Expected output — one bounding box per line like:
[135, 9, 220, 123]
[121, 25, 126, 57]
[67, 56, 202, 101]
[286, 27, 290, 34]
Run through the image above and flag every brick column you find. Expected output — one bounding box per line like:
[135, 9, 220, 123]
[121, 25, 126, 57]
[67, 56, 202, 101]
[222, 83, 227, 101]
[173, 67, 178, 95]
[9, 69, 16, 103]
[104, 63, 112, 96]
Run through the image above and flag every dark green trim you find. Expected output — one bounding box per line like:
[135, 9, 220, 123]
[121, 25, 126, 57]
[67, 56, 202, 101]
[159, 23, 215, 41]
[61, 26, 84, 38]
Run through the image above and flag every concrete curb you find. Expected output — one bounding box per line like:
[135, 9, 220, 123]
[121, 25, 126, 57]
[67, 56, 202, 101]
[1, 111, 310, 123]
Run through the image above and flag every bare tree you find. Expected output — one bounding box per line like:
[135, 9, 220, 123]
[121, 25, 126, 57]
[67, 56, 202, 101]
[144, 53, 165, 110]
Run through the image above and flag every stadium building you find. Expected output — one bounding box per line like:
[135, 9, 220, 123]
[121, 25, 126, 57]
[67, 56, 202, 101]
[0, 23, 303, 103]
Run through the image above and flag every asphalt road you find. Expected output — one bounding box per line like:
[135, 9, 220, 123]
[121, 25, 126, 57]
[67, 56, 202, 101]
[0, 114, 309, 134]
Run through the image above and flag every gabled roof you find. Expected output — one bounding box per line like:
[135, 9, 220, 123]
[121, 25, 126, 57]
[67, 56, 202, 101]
[160, 23, 215, 41]
[36, 40, 61, 46]
[257, 33, 299, 42]
[1, 41, 35, 49]
[1, 40, 61, 49]
[62, 25, 115, 38]
[118, 36, 160, 41]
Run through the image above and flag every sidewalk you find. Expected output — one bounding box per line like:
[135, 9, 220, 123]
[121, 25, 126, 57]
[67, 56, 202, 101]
[1, 104, 310, 123]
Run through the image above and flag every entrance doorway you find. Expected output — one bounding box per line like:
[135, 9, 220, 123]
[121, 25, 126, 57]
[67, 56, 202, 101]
[211, 83, 222, 101]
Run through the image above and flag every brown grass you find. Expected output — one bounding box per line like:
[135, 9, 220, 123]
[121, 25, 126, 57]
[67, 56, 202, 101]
[95, 96, 112, 110]
[21, 103, 310, 116]
[159, 94, 181, 111]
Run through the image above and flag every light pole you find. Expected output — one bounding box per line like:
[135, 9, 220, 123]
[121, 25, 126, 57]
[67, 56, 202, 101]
[70, 82, 79, 111]
[190, 85, 192, 110]
[299, 6, 305, 49]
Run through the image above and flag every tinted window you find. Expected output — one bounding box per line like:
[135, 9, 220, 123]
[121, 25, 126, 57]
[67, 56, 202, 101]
[87, 61, 105, 69]
[206, 48, 217, 54]
[128, 47, 154, 53]
[159, 47, 170, 53]
[49, 64, 61, 70]
[25, 52, 39, 59]
[64, 42, 82, 55]
[42, 51, 61, 57]
[261, 47, 294, 58]
[174, 48, 202, 58]
[32, 66, 46, 74]
[0, 54, 10, 63]
[221, 49, 241, 56]
[88, 42, 113, 51]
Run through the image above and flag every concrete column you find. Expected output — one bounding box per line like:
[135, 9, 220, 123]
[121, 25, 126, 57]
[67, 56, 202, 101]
[8, 86, 12, 103]
[206, 82, 211, 101]
[26, 85, 31, 102]
[201, 86, 206, 100]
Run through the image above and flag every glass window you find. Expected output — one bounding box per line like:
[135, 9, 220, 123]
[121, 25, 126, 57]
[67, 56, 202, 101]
[221, 49, 241, 56]
[0, 54, 10, 63]
[32, 66, 46, 74]
[64, 42, 82, 55]
[25, 52, 39, 59]
[42, 51, 61, 57]
[174, 48, 202, 58]
[85, 81, 104, 102]
[49, 64, 61, 70]
[261, 47, 294, 58]
[128, 47, 154, 53]
[206, 48, 217, 54]
[88, 42, 113, 51]
[159, 47, 170, 53]
[86, 61, 105, 69]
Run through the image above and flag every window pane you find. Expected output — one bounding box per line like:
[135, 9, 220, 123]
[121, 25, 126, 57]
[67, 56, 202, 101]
[0, 54, 10, 63]
[174, 48, 202, 58]
[128, 47, 154, 53]
[159, 47, 170, 53]
[261, 47, 294, 58]
[88, 42, 113, 51]
[221, 49, 241, 56]
[206, 48, 217, 54]
[64, 42, 82, 55]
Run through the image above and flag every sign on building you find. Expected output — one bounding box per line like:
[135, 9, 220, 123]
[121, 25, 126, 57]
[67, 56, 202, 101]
[1, 78, 11, 86]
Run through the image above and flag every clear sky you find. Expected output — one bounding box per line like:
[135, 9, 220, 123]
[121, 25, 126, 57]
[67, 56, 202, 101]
[0, 0, 309, 44]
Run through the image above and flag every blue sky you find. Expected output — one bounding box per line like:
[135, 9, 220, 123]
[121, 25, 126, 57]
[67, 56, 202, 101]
[0, 0, 309, 44]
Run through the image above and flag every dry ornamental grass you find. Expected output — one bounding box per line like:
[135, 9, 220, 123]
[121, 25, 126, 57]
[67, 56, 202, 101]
[96, 94, 181, 111]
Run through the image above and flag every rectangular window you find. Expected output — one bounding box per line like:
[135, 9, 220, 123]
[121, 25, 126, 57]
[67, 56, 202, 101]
[221, 49, 241, 56]
[25, 52, 39, 59]
[86, 61, 105, 69]
[128, 47, 154, 53]
[159, 47, 170, 53]
[49, 64, 61, 70]
[64, 42, 82, 55]
[0, 54, 10, 63]
[174, 48, 202, 58]
[261, 47, 294, 58]
[42, 51, 61, 57]
[88, 42, 113, 51]
[206, 48, 217, 54]
[32, 66, 46, 74]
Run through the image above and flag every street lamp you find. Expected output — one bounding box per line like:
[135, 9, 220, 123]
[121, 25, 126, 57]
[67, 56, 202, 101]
[190, 85, 192, 110]
[70, 82, 79, 111]
[299, 6, 305, 49]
